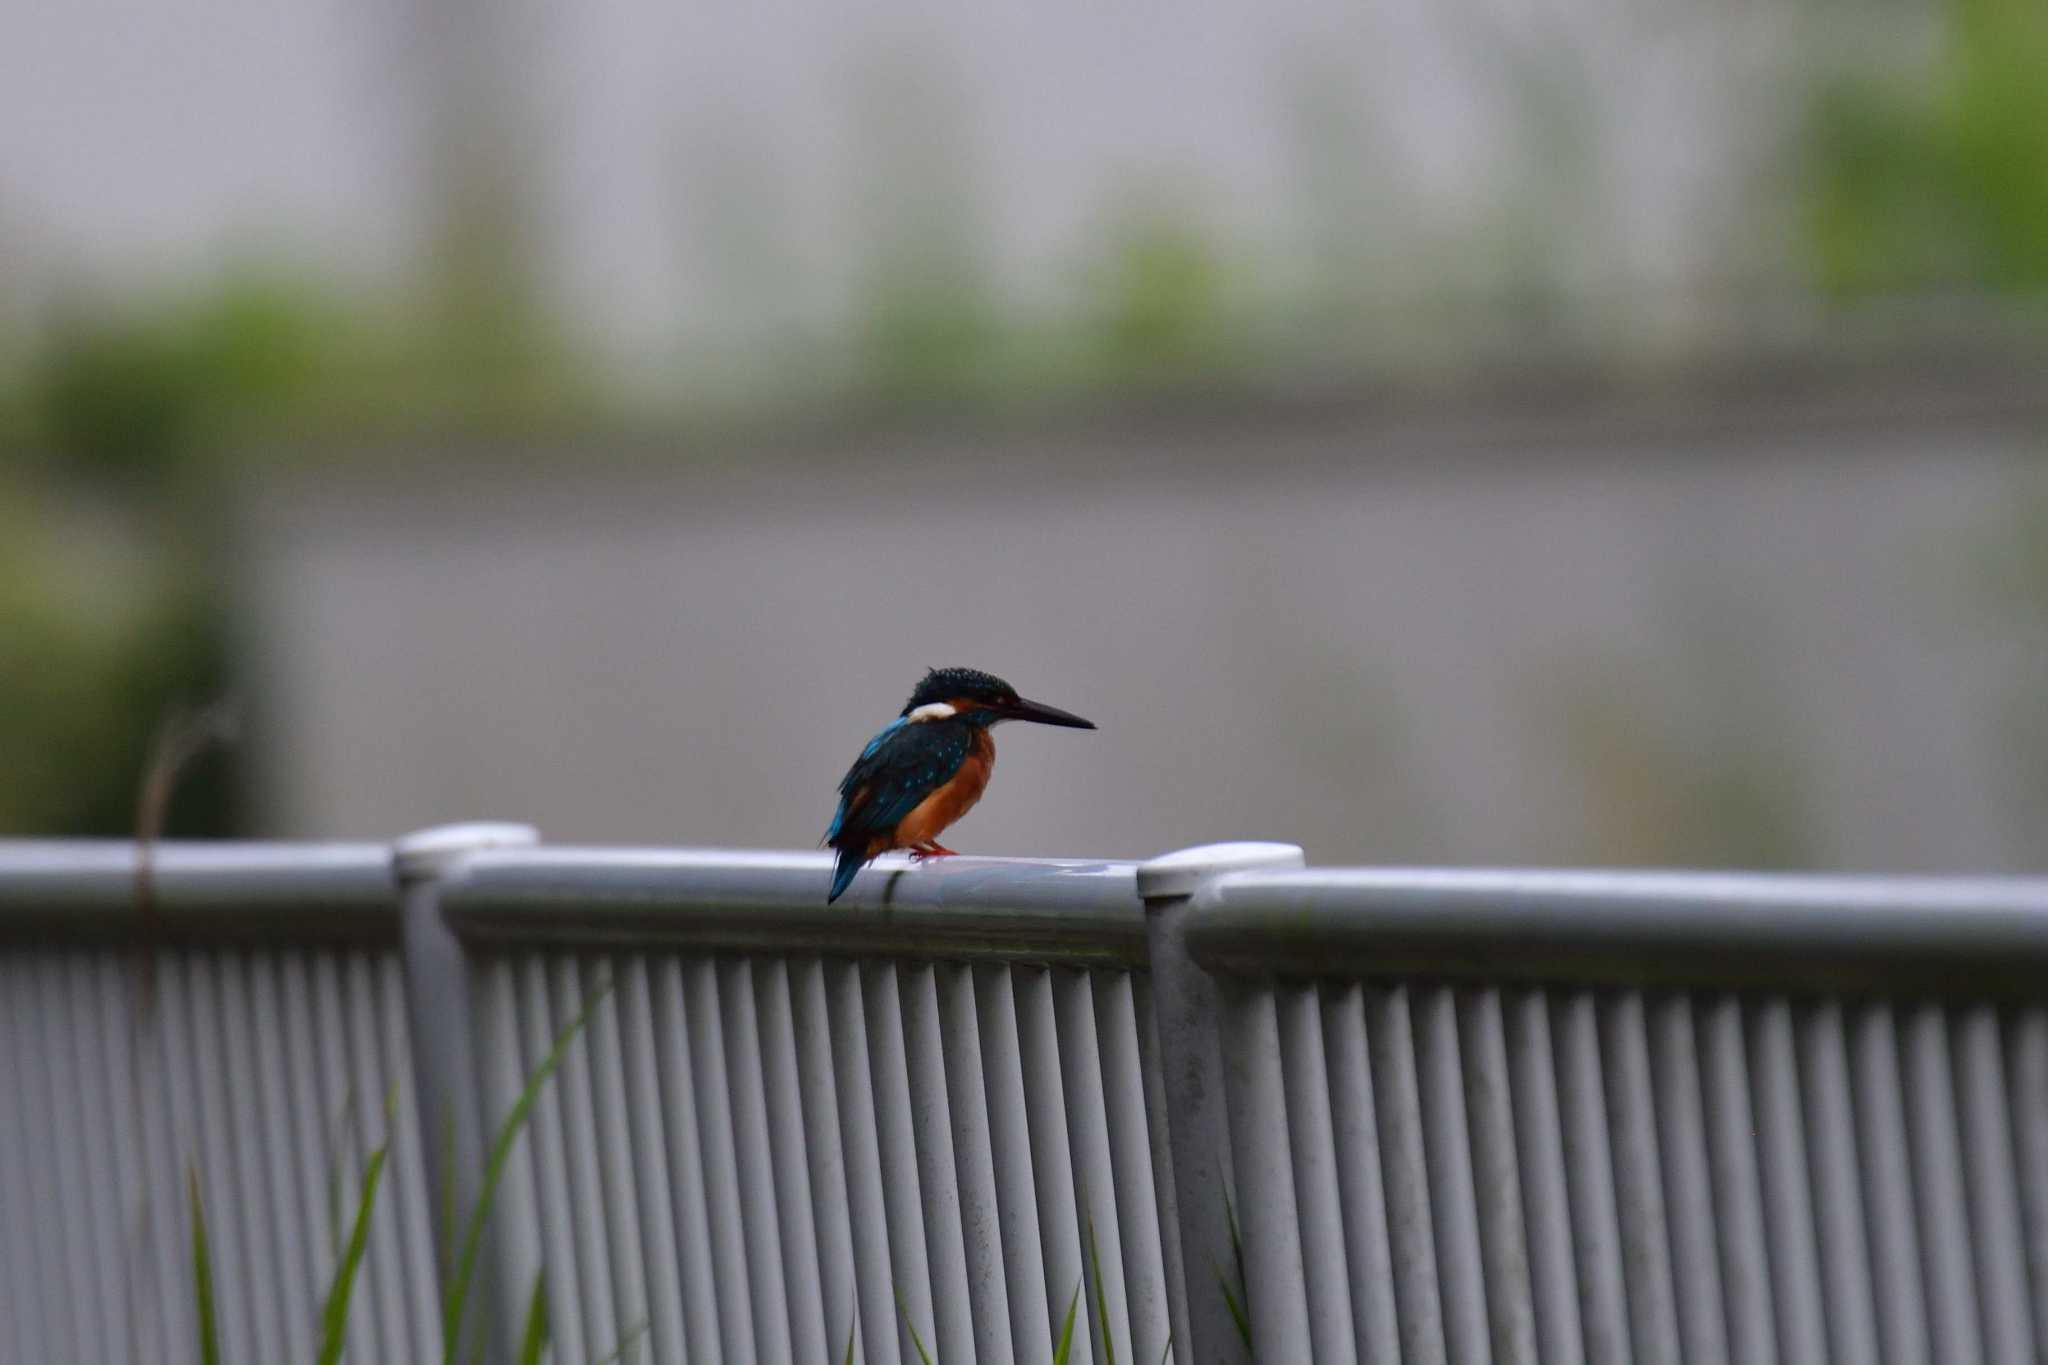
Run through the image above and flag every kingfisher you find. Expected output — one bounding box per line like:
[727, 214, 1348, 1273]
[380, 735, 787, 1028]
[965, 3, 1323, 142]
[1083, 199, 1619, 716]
[825, 666, 1096, 902]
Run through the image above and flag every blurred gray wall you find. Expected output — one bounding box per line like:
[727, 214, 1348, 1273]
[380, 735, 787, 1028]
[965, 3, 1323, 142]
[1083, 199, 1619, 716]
[240, 377, 2048, 871]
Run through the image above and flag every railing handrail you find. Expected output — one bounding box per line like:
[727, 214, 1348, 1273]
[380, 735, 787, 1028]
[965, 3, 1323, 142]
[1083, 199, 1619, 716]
[433, 845, 1151, 966]
[14, 843, 2048, 991]
[0, 838, 399, 944]
[1187, 865, 2048, 996]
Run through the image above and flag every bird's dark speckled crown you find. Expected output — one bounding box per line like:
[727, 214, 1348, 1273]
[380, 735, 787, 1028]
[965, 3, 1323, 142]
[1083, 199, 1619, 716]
[902, 667, 1015, 715]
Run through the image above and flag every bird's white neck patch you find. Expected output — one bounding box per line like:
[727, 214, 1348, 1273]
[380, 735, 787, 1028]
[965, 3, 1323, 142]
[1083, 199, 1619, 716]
[906, 702, 957, 723]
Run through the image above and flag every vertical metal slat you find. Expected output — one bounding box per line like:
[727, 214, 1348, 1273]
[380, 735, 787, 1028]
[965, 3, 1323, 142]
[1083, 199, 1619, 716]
[1647, 995, 1731, 1365]
[1998, 1002, 2048, 1365]
[1093, 970, 1174, 1365]
[716, 961, 794, 1365]
[161, 958, 207, 1365]
[374, 952, 444, 1361]
[652, 954, 739, 1362]
[1553, 991, 1630, 1365]
[901, 961, 980, 1365]
[518, 953, 593, 1365]
[585, 954, 655, 1363]
[936, 962, 1019, 1365]
[1057, 966, 1140, 1365]
[549, 955, 625, 1361]
[1749, 997, 1831, 1364]
[1015, 965, 1096, 1365]
[1220, 979, 1313, 1363]
[342, 950, 409, 1365]
[1321, 984, 1406, 1363]
[62, 953, 134, 1365]
[824, 958, 899, 1365]
[0, 958, 56, 1363]
[684, 955, 767, 1360]
[186, 954, 266, 1365]
[1277, 982, 1360, 1365]
[1415, 986, 1494, 1365]
[866, 960, 936, 1365]
[2006, 1008, 2048, 1365]
[246, 952, 317, 1365]
[93, 955, 167, 1365]
[1953, 1004, 2034, 1365]
[1504, 988, 1587, 1365]
[1848, 1002, 1930, 1365]
[1797, 999, 1881, 1365]
[148, 949, 205, 1365]
[1599, 991, 1681, 1364]
[1374, 984, 1452, 1365]
[791, 957, 866, 1364]
[615, 956, 691, 1363]
[755, 957, 834, 1365]
[278, 952, 337, 1309]
[1458, 988, 1538, 1365]
[975, 964, 1056, 1365]
[1698, 995, 1778, 1365]
[1902, 1002, 1986, 1365]
[468, 955, 546, 1360]
[40, 954, 101, 1363]
[216, 951, 293, 1365]
[718, 958, 798, 1364]
[1132, 974, 1192, 1365]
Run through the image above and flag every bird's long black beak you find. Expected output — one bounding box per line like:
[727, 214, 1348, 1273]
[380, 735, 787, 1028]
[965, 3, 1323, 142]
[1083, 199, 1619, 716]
[1000, 696, 1096, 729]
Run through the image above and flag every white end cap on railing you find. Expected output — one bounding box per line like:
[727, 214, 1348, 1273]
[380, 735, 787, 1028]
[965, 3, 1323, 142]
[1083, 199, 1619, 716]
[393, 821, 541, 886]
[1136, 841, 1306, 902]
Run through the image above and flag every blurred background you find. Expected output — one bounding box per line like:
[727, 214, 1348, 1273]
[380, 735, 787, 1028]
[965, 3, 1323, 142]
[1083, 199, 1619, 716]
[2, 0, 2045, 868]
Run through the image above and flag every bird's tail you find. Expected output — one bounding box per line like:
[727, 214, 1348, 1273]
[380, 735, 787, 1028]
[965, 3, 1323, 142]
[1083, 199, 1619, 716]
[827, 845, 863, 904]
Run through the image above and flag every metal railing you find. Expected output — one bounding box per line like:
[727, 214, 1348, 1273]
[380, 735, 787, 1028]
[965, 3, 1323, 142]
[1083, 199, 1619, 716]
[411, 836, 1178, 1365]
[0, 841, 439, 1365]
[6, 832, 2048, 1364]
[1180, 867, 2048, 1365]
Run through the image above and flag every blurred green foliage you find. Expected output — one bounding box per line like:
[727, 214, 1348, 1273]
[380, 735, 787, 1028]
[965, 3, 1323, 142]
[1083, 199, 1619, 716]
[0, 252, 589, 835]
[0, 273, 336, 835]
[862, 259, 1002, 404]
[1088, 202, 1236, 383]
[30, 273, 339, 483]
[1805, 0, 2048, 295]
[0, 490, 238, 835]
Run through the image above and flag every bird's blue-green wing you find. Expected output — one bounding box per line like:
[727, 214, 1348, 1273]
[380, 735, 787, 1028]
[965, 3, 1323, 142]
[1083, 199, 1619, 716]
[827, 721, 973, 845]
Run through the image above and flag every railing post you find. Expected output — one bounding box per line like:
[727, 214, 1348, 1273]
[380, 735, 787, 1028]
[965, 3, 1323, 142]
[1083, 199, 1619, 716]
[393, 821, 540, 1363]
[1139, 842, 1304, 1365]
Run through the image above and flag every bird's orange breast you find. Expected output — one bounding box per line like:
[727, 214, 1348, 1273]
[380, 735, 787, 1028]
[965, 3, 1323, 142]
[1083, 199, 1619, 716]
[891, 730, 995, 850]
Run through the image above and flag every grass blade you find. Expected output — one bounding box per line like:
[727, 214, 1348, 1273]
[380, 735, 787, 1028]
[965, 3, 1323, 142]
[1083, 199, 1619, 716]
[438, 1108, 459, 1283]
[895, 1288, 936, 1365]
[1052, 1281, 1081, 1365]
[844, 1319, 858, 1365]
[515, 1273, 550, 1365]
[187, 1170, 222, 1365]
[440, 977, 612, 1365]
[591, 1319, 649, 1365]
[1219, 1189, 1252, 1350]
[1217, 1270, 1251, 1350]
[325, 1088, 359, 1260]
[317, 1144, 390, 1365]
[1087, 1214, 1117, 1365]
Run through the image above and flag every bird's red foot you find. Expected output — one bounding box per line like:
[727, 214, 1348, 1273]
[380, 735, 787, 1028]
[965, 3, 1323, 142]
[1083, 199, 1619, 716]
[908, 842, 957, 861]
